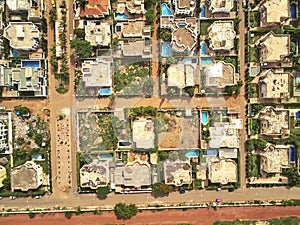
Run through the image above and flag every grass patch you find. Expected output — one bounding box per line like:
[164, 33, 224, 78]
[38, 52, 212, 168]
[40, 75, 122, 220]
[250, 11, 260, 28]
[247, 154, 260, 178]
[249, 118, 260, 135]
[249, 46, 260, 63]
[249, 83, 259, 98]
[200, 20, 213, 35]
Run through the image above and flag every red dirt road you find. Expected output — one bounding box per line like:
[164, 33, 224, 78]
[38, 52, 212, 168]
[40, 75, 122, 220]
[1, 206, 300, 225]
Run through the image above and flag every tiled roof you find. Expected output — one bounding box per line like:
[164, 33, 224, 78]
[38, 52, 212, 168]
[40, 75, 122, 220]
[80, 0, 109, 17]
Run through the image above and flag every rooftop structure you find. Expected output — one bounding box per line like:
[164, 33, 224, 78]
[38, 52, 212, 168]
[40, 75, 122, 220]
[208, 21, 236, 51]
[167, 62, 196, 88]
[256, 31, 290, 63]
[4, 22, 39, 51]
[205, 61, 236, 88]
[0, 165, 6, 188]
[132, 119, 154, 149]
[0, 112, 12, 154]
[172, 0, 196, 15]
[256, 106, 290, 138]
[207, 0, 234, 13]
[114, 160, 151, 188]
[79, 0, 110, 18]
[259, 0, 289, 27]
[85, 21, 111, 47]
[258, 70, 289, 99]
[0, 65, 47, 97]
[117, 0, 145, 14]
[209, 119, 243, 148]
[121, 39, 151, 58]
[218, 148, 238, 158]
[6, 0, 43, 21]
[81, 58, 113, 88]
[260, 144, 290, 174]
[164, 160, 192, 186]
[11, 161, 44, 192]
[208, 158, 237, 184]
[116, 20, 151, 38]
[80, 161, 109, 189]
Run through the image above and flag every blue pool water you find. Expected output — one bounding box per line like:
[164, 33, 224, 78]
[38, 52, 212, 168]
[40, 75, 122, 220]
[178, 23, 186, 27]
[291, 3, 297, 19]
[200, 41, 207, 56]
[296, 111, 300, 119]
[99, 153, 113, 159]
[201, 58, 213, 65]
[162, 42, 171, 57]
[203, 149, 218, 156]
[201, 111, 208, 124]
[11, 48, 19, 57]
[200, 5, 206, 17]
[185, 150, 199, 157]
[296, 76, 300, 84]
[162, 3, 172, 16]
[21, 60, 41, 68]
[290, 146, 295, 162]
[31, 154, 43, 160]
[183, 58, 198, 64]
[115, 12, 129, 20]
[98, 88, 112, 95]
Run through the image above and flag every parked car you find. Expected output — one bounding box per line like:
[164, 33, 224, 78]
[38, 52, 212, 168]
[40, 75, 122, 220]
[35, 195, 42, 199]
[0, 196, 3, 200]
[69, 34, 73, 41]
[9, 196, 16, 200]
[228, 188, 235, 192]
[216, 198, 222, 203]
[179, 190, 186, 194]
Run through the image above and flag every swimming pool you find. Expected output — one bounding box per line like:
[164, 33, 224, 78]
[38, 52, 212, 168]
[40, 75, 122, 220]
[296, 111, 300, 119]
[162, 3, 172, 16]
[21, 60, 41, 68]
[290, 3, 297, 19]
[201, 58, 213, 65]
[183, 58, 198, 64]
[178, 23, 186, 27]
[200, 5, 206, 17]
[290, 146, 295, 163]
[98, 88, 112, 95]
[203, 149, 218, 156]
[201, 111, 208, 124]
[99, 153, 113, 159]
[200, 42, 207, 56]
[11, 49, 19, 57]
[185, 150, 199, 157]
[115, 12, 129, 20]
[162, 42, 171, 57]
[31, 154, 43, 160]
[296, 76, 300, 84]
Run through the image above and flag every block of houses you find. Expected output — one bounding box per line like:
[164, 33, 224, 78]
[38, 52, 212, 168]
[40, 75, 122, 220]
[79, 0, 110, 18]
[132, 119, 154, 149]
[258, 0, 289, 27]
[172, 0, 196, 15]
[163, 160, 192, 186]
[4, 22, 39, 51]
[255, 106, 290, 138]
[208, 20, 236, 51]
[204, 61, 236, 88]
[6, 0, 44, 21]
[11, 161, 44, 192]
[207, 0, 234, 14]
[85, 21, 111, 47]
[80, 161, 110, 189]
[208, 158, 237, 185]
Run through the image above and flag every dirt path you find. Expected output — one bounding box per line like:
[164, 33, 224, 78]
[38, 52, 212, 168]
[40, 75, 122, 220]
[1, 206, 299, 225]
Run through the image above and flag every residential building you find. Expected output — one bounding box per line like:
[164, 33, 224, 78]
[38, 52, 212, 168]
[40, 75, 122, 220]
[0, 112, 12, 154]
[167, 62, 196, 88]
[256, 31, 290, 64]
[164, 160, 192, 186]
[0, 120, 8, 152]
[205, 61, 236, 88]
[80, 161, 110, 189]
[81, 57, 113, 89]
[208, 21, 236, 51]
[4, 22, 39, 51]
[208, 158, 237, 185]
[258, 70, 289, 99]
[117, 0, 145, 14]
[11, 161, 44, 191]
[207, 0, 234, 14]
[259, 0, 289, 27]
[218, 148, 238, 158]
[115, 20, 151, 38]
[132, 119, 154, 149]
[79, 0, 110, 18]
[0, 165, 6, 188]
[6, 0, 44, 21]
[0, 64, 47, 97]
[121, 39, 151, 58]
[85, 21, 111, 47]
[209, 119, 243, 148]
[172, 0, 196, 15]
[255, 106, 290, 138]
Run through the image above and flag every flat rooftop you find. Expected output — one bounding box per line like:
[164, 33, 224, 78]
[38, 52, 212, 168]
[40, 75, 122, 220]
[259, 0, 289, 24]
[209, 0, 234, 13]
[209, 158, 237, 184]
[173, 27, 196, 50]
[167, 63, 195, 88]
[164, 160, 192, 186]
[208, 21, 236, 50]
[117, 0, 145, 14]
[80, 161, 109, 189]
[132, 119, 155, 149]
[122, 39, 151, 57]
[85, 21, 111, 46]
[121, 20, 151, 38]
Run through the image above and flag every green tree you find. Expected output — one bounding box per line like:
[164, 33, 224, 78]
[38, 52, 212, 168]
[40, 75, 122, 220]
[159, 29, 172, 42]
[28, 211, 36, 219]
[14, 106, 30, 116]
[146, 8, 155, 24]
[152, 182, 173, 196]
[166, 56, 178, 65]
[65, 211, 73, 219]
[284, 167, 300, 186]
[114, 203, 138, 219]
[70, 38, 93, 60]
[76, 0, 88, 8]
[74, 28, 85, 39]
[49, 8, 57, 25]
[96, 186, 110, 199]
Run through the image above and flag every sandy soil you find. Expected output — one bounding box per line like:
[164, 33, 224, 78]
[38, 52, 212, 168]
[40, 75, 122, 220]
[1, 206, 300, 225]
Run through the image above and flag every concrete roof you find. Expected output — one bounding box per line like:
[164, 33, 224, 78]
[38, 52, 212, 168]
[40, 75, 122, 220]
[205, 61, 236, 88]
[259, 0, 289, 26]
[257, 31, 290, 62]
[82, 58, 113, 87]
[208, 21, 236, 51]
[260, 144, 290, 174]
[167, 62, 195, 88]
[122, 39, 151, 58]
[208, 0, 234, 13]
[173, 0, 196, 14]
[164, 160, 192, 186]
[117, 0, 145, 14]
[132, 119, 155, 149]
[85, 21, 111, 47]
[80, 161, 109, 189]
[209, 158, 237, 184]
[218, 148, 238, 159]
[6, 0, 30, 10]
[11, 161, 43, 191]
[120, 20, 151, 38]
[259, 70, 289, 99]
[4, 22, 39, 50]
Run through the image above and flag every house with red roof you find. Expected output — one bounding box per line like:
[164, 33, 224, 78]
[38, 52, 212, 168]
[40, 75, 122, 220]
[79, 0, 111, 18]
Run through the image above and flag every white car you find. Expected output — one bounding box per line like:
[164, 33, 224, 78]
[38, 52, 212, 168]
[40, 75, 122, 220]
[9, 196, 16, 200]
[35, 195, 42, 199]
[0, 196, 3, 200]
